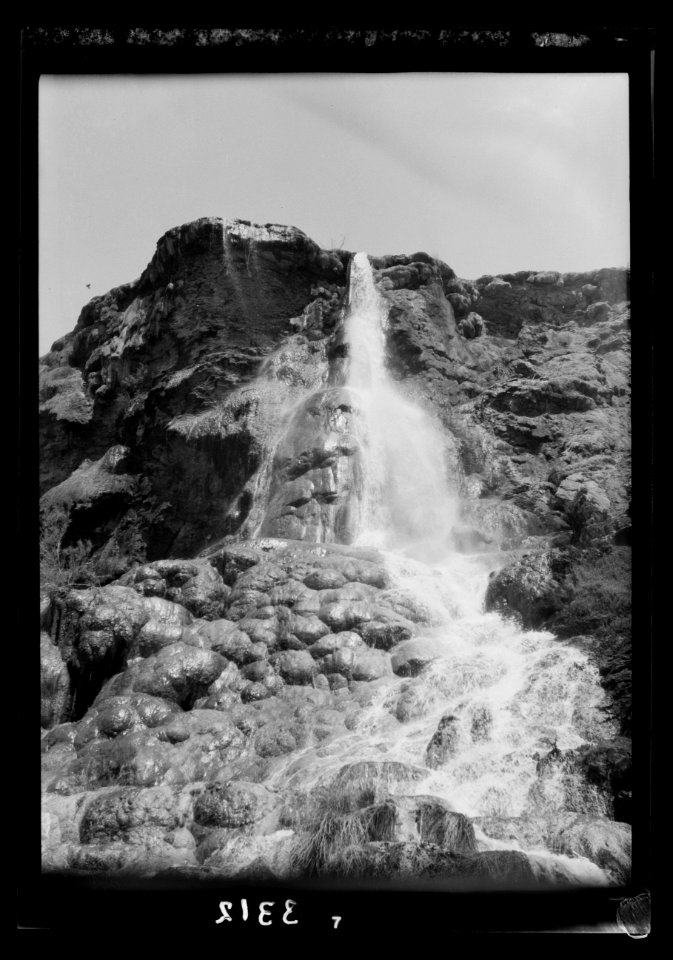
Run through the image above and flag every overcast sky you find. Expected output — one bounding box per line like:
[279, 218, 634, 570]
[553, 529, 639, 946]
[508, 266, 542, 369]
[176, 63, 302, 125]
[39, 73, 629, 355]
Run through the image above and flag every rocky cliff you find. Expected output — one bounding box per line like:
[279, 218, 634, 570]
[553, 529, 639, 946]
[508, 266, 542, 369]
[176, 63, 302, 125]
[39, 218, 631, 885]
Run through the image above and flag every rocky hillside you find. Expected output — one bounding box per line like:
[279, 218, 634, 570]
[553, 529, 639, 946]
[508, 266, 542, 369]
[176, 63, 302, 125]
[40, 218, 631, 883]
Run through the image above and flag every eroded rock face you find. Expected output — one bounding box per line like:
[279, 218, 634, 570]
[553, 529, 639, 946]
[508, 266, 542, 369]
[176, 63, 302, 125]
[40, 218, 350, 560]
[260, 387, 363, 543]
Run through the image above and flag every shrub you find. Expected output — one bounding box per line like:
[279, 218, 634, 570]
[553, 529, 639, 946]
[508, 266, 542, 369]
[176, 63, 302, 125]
[284, 779, 377, 878]
[548, 544, 632, 734]
[40, 504, 98, 592]
[40, 503, 149, 593]
[565, 489, 612, 545]
[292, 809, 371, 878]
[551, 545, 631, 642]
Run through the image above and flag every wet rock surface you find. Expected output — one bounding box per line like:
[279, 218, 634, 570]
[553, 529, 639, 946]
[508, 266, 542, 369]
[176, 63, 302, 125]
[39, 218, 632, 884]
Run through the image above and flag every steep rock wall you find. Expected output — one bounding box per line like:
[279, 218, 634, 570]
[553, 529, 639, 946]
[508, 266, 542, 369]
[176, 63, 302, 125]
[40, 221, 630, 569]
[40, 218, 349, 561]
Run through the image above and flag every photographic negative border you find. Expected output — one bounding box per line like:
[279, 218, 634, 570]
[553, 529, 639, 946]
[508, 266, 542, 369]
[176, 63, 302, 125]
[18, 22, 655, 941]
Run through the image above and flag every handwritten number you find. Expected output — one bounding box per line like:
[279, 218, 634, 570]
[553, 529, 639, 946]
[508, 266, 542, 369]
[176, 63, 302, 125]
[283, 900, 298, 925]
[215, 902, 232, 924]
[259, 902, 274, 926]
[216, 899, 305, 927]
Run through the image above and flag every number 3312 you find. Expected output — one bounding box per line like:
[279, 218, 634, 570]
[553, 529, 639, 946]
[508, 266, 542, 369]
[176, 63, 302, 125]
[215, 899, 298, 926]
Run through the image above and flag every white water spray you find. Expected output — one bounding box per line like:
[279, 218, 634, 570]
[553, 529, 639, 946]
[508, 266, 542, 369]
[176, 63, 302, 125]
[344, 252, 459, 559]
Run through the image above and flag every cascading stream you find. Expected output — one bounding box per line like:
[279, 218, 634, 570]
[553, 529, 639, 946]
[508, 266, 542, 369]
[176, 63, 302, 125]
[271, 252, 621, 885]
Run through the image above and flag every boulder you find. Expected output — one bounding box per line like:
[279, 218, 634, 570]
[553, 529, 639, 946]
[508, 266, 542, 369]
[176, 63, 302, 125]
[120, 559, 230, 620]
[485, 552, 560, 629]
[426, 713, 461, 768]
[391, 638, 441, 677]
[241, 681, 274, 703]
[393, 684, 430, 723]
[235, 617, 281, 648]
[550, 815, 631, 884]
[200, 831, 296, 879]
[554, 474, 610, 513]
[586, 301, 610, 321]
[48, 708, 246, 794]
[581, 283, 600, 303]
[286, 613, 331, 644]
[317, 600, 373, 631]
[320, 647, 357, 680]
[129, 597, 193, 657]
[193, 781, 276, 828]
[194, 621, 264, 666]
[96, 642, 227, 709]
[254, 725, 300, 758]
[50, 585, 154, 719]
[304, 569, 347, 590]
[352, 650, 392, 682]
[487, 377, 598, 417]
[569, 738, 632, 822]
[458, 312, 484, 339]
[359, 796, 476, 852]
[308, 630, 365, 660]
[484, 277, 512, 294]
[240, 660, 276, 684]
[270, 649, 317, 685]
[79, 784, 193, 844]
[359, 619, 413, 650]
[92, 699, 146, 741]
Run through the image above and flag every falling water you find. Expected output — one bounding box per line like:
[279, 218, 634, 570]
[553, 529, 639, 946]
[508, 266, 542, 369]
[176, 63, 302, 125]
[272, 253, 623, 886]
[344, 252, 459, 560]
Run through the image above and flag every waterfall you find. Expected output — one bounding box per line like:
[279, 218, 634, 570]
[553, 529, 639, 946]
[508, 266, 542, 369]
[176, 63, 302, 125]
[270, 253, 622, 885]
[345, 252, 459, 560]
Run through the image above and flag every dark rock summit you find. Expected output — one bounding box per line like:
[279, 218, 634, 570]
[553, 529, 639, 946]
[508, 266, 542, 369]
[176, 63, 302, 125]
[40, 218, 349, 558]
[39, 217, 631, 885]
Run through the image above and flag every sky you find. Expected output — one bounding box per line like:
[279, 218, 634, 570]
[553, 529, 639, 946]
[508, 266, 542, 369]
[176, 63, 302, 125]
[39, 73, 630, 355]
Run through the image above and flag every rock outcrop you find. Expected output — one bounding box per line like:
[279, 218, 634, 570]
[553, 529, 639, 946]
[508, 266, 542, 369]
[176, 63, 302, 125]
[39, 217, 632, 884]
[40, 218, 349, 560]
[40, 217, 630, 567]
